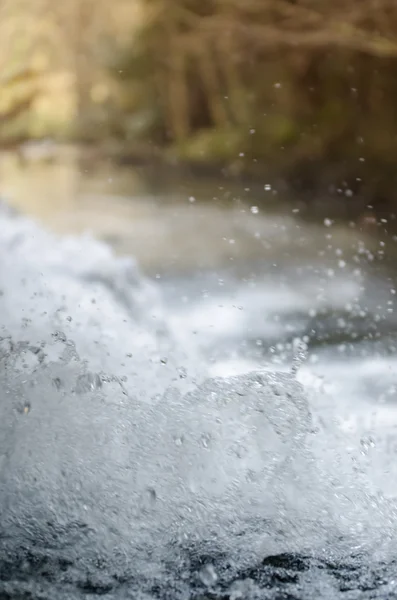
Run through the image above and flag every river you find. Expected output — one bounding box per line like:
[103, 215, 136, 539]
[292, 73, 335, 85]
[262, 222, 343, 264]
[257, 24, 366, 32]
[1, 146, 397, 599]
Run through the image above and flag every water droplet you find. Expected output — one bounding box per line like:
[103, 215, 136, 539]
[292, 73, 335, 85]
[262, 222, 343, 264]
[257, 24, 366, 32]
[139, 487, 157, 512]
[264, 184, 272, 191]
[145, 487, 157, 506]
[250, 206, 259, 214]
[75, 372, 102, 394]
[52, 377, 63, 390]
[173, 435, 185, 446]
[199, 564, 218, 587]
[178, 366, 187, 379]
[17, 401, 31, 415]
[52, 330, 67, 342]
[291, 340, 308, 376]
[229, 578, 257, 599]
[360, 435, 376, 455]
[201, 433, 211, 448]
[231, 442, 246, 458]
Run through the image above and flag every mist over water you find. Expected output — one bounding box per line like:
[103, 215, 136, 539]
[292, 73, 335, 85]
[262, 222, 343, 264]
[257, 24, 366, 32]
[2, 200, 397, 599]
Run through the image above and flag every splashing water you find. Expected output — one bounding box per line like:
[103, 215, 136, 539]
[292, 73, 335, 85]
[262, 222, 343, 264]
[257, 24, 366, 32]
[291, 339, 309, 376]
[1, 205, 397, 599]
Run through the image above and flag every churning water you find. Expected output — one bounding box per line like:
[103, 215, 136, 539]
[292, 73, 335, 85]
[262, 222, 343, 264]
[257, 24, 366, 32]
[2, 199, 397, 599]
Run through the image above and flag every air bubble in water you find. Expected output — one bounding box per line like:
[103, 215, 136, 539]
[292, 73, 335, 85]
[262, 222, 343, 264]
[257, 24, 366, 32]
[250, 206, 259, 214]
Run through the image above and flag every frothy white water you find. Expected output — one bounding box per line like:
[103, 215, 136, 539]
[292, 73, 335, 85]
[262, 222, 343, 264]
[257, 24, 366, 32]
[0, 206, 197, 398]
[1, 205, 397, 597]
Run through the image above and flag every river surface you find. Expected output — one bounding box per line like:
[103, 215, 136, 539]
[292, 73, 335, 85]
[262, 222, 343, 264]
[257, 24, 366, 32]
[2, 147, 397, 599]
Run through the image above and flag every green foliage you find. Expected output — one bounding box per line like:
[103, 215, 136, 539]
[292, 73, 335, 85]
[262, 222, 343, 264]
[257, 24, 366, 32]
[102, 0, 397, 195]
[4, 0, 397, 197]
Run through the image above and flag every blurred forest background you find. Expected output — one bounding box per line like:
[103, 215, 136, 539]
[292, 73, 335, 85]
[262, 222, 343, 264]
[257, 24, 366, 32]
[2, 0, 397, 205]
